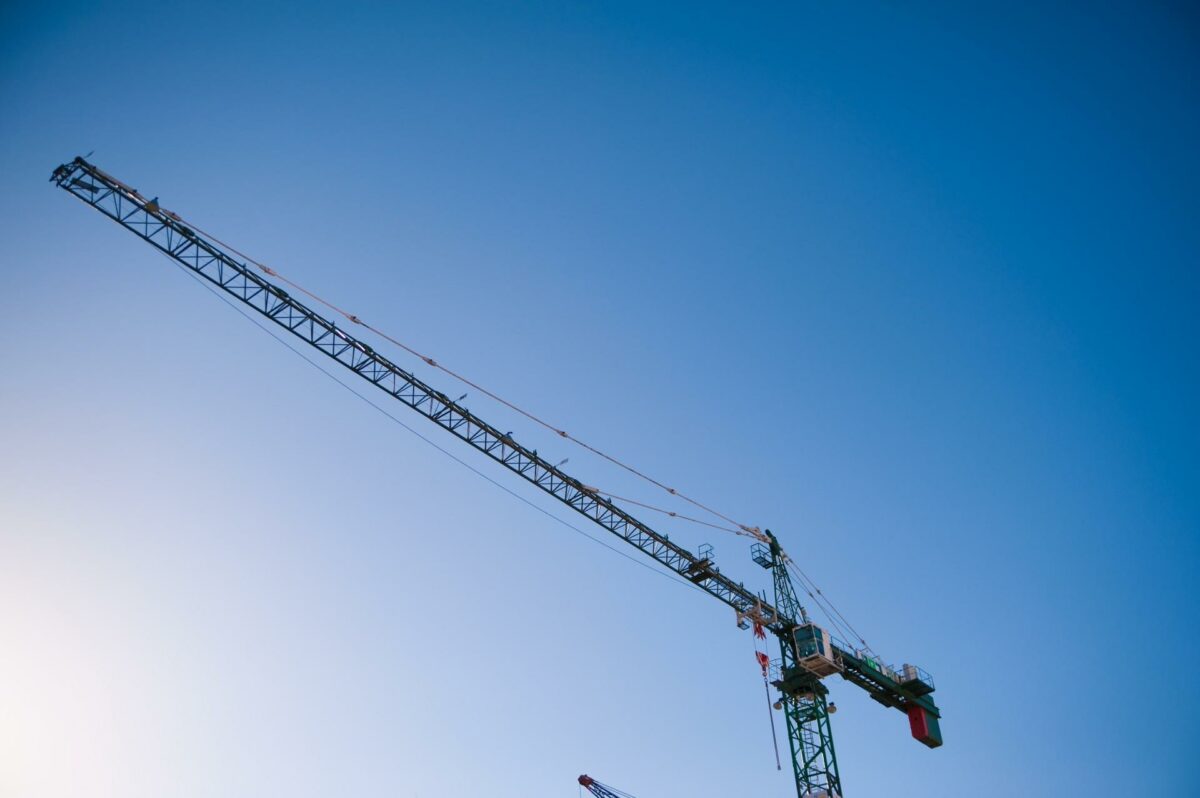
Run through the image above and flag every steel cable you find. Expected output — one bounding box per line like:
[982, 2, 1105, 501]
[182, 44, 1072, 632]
[174, 217, 766, 542]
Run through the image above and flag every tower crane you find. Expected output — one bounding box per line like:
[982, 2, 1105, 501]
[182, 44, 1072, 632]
[50, 156, 943, 797]
[579, 774, 638, 798]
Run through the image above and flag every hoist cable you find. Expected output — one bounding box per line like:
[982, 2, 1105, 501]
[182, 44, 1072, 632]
[588, 491, 746, 535]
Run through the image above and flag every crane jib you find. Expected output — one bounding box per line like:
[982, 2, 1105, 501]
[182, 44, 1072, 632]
[51, 156, 942, 797]
[48, 157, 787, 618]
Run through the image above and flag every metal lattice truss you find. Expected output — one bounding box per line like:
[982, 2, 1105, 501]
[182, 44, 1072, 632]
[51, 156, 942, 798]
[50, 157, 783, 621]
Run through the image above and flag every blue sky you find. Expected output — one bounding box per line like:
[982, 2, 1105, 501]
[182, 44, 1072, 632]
[1, 3, 1197, 796]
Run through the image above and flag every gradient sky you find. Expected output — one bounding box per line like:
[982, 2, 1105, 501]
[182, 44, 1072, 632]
[2, 3, 1198, 797]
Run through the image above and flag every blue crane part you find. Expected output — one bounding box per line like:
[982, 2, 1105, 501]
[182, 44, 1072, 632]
[579, 775, 636, 798]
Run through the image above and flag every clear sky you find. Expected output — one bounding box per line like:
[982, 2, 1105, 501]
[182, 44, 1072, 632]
[1, 3, 1197, 797]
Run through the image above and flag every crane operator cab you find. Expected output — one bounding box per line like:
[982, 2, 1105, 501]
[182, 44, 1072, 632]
[793, 623, 842, 678]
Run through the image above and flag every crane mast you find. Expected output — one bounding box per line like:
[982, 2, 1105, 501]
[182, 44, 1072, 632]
[51, 156, 942, 797]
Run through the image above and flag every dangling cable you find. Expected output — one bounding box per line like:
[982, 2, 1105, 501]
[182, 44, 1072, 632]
[751, 619, 782, 770]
